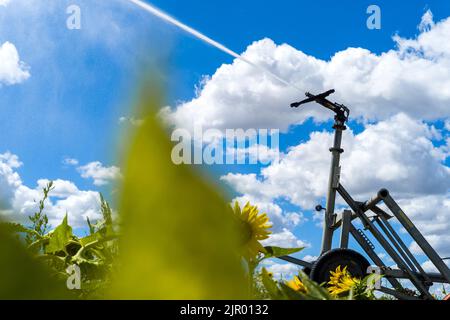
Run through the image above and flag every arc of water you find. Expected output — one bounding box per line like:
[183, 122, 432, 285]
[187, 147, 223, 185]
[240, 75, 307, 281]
[127, 0, 305, 93]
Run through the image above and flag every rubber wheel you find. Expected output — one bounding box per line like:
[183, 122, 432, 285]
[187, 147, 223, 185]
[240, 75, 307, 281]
[310, 248, 370, 285]
[302, 266, 312, 277]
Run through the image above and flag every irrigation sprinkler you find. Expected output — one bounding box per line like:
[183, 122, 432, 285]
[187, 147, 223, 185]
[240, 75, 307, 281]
[278, 89, 450, 300]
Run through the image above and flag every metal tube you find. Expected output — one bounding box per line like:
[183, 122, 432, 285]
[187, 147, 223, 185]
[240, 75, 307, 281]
[337, 184, 434, 299]
[378, 287, 421, 300]
[363, 189, 389, 211]
[277, 256, 313, 269]
[349, 224, 403, 290]
[339, 210, 351, 249]
[383, 269, 448, 283]
[382, 193, 450, 284]
[375, 217, 418, 273]
[378, 215, 431, 283]
[321, 121, 345, 254]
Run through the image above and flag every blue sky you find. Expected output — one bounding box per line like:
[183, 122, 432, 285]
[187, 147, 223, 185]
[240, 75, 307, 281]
[1, 0, 450, 285]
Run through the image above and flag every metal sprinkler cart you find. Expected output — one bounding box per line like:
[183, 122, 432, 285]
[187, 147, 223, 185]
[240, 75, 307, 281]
[277, 89, 450, 300]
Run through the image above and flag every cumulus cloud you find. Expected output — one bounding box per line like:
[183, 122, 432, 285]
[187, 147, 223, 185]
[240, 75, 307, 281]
[165, 12, 450, 132]
[0, 152, 22, 210]
[0, 0, 10, 7]
[419, 10, 435, 32]
[261, 228, 310, 248]
[0, 41, 30, 85]
[401, 194, 450, 258]
[445, 119, 450, 131]
[223, 113, 450, 209]
[261, 260, 300, 280]
[77, 161, 122, 186]
[421, 259, 450, 273]
[0, 152, 102, 227]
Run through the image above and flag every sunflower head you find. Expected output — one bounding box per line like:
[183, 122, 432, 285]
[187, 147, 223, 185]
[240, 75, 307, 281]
[286, 275, 307, 293]
[233, 201, 272, 260]
[328, 266, 360, 296]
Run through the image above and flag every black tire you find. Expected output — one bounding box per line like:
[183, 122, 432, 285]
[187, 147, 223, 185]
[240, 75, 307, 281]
[302, 266, 312, 277]
[310, 248, 370, 285]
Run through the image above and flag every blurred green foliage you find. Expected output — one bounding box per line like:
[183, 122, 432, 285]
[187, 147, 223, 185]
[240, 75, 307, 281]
[108, 88, 248, 299]
[0, 230, 71, 299]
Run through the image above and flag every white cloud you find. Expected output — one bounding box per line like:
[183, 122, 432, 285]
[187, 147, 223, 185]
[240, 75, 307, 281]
[0, 41, 30, 85]
[165, 12, 450, 132]
[37, 179, 80, 198]
[261, 228, 310, 248]
[302, 255, 318, 263]
[403, 194, 450, 258]
[262, 260, 300, 280]
[223, 114, 450, 210]
[0, 152, 23, 210]
[63, 157, 79, 166]
[445, 119, 450, 131]
[419, 10, 435, 32]
[226, 144, 280, 165]
[0, 152, 102, 228]
[77, 161, 122, 186]
[421, 259, 450, 273]
[64, 158, 121, 186]
[0, 0, 10, 7]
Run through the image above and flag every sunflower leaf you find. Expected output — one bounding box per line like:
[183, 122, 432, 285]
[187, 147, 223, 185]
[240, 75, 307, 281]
[262, 246, 303, 260]
[108, 86, 248, 299]
[261, 268, 285, 299]
[0, 222, 37, 235]
[45, 214, 72, 254]
[297, 271, 334, 300]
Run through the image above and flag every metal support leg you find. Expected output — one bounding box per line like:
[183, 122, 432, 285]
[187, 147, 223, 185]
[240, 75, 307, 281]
[374, 217, 418, 273]
[382, 193, 450, 284]
[321, 121, 345, 254]
[349, 224, 403, 290]
[339, 210, 351, 249]
[377, 215, 431, 284]
[337, 184, 434, 299]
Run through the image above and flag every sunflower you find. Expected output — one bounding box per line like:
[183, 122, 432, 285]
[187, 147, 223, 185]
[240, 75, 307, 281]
[286, 275, 307, 293]
[328, 266, 360, 296]
[233, 201, 272, 259]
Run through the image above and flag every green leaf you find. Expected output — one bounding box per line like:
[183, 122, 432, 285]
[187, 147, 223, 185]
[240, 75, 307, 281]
[279, 282, 310, 300]
[80, 232, 102, 247]
[297, 271, 334, 300]
[28, 237, 49, 252]
[0, 222, 36, 235]
[45, 214, 73, 254]
[0, 228, 72, 299]
[262, 246, 304, 260]
[86, 217, 95, 235]
[261, 268, 285, 299]
[108, 87, 248, 299]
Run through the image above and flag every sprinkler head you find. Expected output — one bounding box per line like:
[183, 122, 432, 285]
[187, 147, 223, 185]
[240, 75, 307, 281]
[315, 204, 325, 212]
